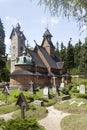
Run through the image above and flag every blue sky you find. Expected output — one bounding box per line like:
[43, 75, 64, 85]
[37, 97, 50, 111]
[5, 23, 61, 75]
[0, 0, 87, 54]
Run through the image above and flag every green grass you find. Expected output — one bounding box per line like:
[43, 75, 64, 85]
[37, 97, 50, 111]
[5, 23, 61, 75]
[0, 89, 21, 103]
[0, 103, 19, 114]
[12, 105, 47, 120]
[61, 114, 87, 130]
[0, 88, 55, 120]
[54, 98, 87, 114]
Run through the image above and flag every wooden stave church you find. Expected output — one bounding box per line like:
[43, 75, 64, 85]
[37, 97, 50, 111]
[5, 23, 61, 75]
[10, 23, 71, 90]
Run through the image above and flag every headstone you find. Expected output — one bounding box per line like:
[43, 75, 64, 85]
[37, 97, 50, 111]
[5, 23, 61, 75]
[52, 86, 56, 93]
[34, 100, 43, 106]
[29, 81, 34, 94]
[80, 84, 85, 94]
[43, 87, 49, 98]
[60, 82, 64, 88]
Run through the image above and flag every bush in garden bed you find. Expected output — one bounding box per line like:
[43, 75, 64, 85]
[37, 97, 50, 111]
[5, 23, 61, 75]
[0, 118, 45, 130]
[76, 93, 87, 99]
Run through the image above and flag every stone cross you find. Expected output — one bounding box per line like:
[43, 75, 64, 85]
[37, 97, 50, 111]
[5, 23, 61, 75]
[29, 80, 34, 94]
[52, 76, 56, 93]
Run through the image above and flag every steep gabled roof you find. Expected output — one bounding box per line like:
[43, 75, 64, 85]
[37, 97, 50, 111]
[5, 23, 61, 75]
[43, 28, 53, 38]
[41, 29, 55, 49]
[28, 49, 46, 68]
[10, 25, 26, 40]
[41, 38, 55, 48]
[37, 45, 57, 69]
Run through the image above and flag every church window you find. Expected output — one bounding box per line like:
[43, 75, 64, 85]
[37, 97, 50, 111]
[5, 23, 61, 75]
[20, 46, 23, 52]
[24, 57, 26, 63]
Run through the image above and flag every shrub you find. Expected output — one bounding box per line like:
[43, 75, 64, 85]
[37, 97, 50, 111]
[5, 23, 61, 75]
[76, 94, 87, 99]
[0, 118, 44, 130]
[29, 104, 36, 111]
[67, 83, 73, 90]
[26, 95, 34, 102]
[60, 87, 69, 95]
[71, 86, 79, 93]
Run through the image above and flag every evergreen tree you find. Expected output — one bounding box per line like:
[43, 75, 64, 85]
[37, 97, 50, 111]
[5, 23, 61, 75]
[74, 39, 82, 68]
[0, 19, 5, 56]
[66, 38, 75, 70]
[79, 38, 87, 75]
[55, 41, 60, 57]
[0, 18, 6, 81]
[60, 42, 66, 63]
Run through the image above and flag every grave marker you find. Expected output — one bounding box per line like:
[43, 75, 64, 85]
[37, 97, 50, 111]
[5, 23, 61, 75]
[29, 81, 34, 94]
[16, 92, 29, 119]
[52, 76, 56, 93]
[43, 87, 49, 98]
[60, 82, 64, 88]
[2, 85, 10, 103]
[80, 84, 85, 94]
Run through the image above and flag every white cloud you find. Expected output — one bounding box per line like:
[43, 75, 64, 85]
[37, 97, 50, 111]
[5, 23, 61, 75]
[5, 16, 21, 26]
[41, 18, 47, 24]
[41, 17, 59, 26]
[82, 25, 87, 30]
[50, 17, 59, 26]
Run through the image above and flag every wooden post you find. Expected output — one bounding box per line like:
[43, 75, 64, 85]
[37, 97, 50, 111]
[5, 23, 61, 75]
[16, 92, 29, 119]
[21, 102, 26, 119]
[5, 94, 7, 103]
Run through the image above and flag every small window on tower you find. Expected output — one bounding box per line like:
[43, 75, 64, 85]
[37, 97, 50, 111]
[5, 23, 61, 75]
[13, 46, 15, 49]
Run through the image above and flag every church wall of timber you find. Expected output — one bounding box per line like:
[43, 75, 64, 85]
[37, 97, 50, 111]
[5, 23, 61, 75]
[10, 75, 51, 88]
[15, 65, 35, 71]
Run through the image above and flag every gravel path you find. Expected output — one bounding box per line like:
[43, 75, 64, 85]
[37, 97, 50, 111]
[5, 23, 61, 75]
[38, 106, 70, 130]
[0, 112, 14, 121]
[0, 105, 70, 130]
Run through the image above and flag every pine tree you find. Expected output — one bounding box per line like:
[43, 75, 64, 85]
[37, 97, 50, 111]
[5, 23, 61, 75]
[74, 39, 82, 68]
[79, 38, 87, 75]
[0, 18, 6, 81]
[55, 41, 60, 57]
[66, 38, 75, 70]
[60, 42, 66, 63]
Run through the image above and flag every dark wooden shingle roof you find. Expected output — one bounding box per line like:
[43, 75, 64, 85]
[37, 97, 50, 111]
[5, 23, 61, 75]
[28, 49, 46, 68]
[37, 45, 57, 69]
